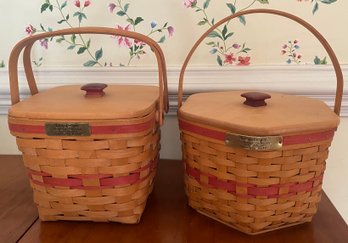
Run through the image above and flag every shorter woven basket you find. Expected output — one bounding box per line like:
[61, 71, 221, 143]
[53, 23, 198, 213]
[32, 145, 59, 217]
[178, 9, 343, 235]
[8, 27, 168, 223]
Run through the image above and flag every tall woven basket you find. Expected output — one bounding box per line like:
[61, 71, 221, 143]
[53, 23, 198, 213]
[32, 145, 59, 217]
[178, 9, 343, 235]
[8, 27, 168, 223]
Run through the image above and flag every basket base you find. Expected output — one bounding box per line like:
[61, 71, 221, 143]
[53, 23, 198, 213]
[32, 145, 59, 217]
[39, 213, 143, 224]
[195, 208, 312, 235]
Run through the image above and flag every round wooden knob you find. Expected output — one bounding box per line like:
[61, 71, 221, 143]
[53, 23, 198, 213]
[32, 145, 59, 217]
[241, 92, 271, 107]
[81, 83, 108, 98]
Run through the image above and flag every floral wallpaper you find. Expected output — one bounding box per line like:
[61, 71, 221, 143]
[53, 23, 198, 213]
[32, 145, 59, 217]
[24, 0, 174, 67]
[0, 0, 339, 68]
[184, 0, 337, 66]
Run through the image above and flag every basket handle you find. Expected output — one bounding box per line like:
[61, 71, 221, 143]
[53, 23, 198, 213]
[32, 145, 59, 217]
[178, 9, 344, 116]
[9, 27, 169, 125]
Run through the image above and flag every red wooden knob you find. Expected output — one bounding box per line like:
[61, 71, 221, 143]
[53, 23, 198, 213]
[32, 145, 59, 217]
[241, 92, 271, 107]
[81, 83, 108, 98]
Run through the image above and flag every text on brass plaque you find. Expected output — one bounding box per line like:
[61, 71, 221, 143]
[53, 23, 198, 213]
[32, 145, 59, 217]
[45, 123, 91, 136]
[225, 133, 283, 151]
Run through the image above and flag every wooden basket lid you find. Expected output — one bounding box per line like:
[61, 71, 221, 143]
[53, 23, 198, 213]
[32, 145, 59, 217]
[179, 91, 340, 136]
[9, 84, 159, 120]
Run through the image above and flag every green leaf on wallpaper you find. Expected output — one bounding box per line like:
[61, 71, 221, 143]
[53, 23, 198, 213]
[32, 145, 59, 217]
[95, 48, 103, 61]
[158, 36, 166, 43]
[124, 3, 130, 12]
[198, 19, 208, 26]
[222, 25, 228, 39]
[67, 45, 76, 50]
[127, 18, 135, 25]
[217, 55, 223, 66]
[66, 14, 70, 21]
[211, 18, 215, 25]
[319, 0, 337, 4]
[57, 19, 66, 24]
[40, 24, 46, 32]
[312, 2, 319, 14]
[203, 0, 211, 9]
[224, 32, 234, 40]
[226, 3, 236, 14]
[0, 60, 5, 68]
[256, 0, 269, 4]
[84, 60, 97, 67]
[74, 12, 87, 23]
[238, 16, 246, 25]
[61, 1, 67, 10]
[117, 11, 126, 16]
[208, 31, 223, 40]
[56, 36, 65, 43]
[71, 34, 76, 44]
[210, 48, 218, 54]
[41, 3, 50, 13]
[77, 47, 87, 54]
[134, 17, 144, 26]
[314, 56, 327, 64]
[86, 39, 91, 48]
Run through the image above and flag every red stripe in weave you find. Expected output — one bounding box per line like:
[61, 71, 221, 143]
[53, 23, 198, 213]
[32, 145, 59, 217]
[27, 169, 51, 177]
[179, 120, 225, 141]
[100, 173, 140, 186]
[209, 177, 236, 193]
[248, 186, 279, 197]
[28, 158, 157, 189]
[69, 174, 113, 179]
[179, 119, 335, 146]
[8, 116, 155, 135]
[43, 177, 82, 187]
[283, 130, 334, 146]
[91, 116, 156, 135]
[185, 164, 323, 198]
[9, 123, 45, 134]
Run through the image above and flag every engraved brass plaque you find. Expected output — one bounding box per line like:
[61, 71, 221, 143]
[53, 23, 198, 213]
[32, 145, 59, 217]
[45, 123, 91, 136]
[225, 133, 283, 151]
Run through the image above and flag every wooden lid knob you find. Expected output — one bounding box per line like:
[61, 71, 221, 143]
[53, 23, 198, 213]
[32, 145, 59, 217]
[241, 92, 271, 107]
[81, 83, 108, 98]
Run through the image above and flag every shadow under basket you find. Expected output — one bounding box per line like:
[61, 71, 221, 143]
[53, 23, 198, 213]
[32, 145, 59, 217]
[7, 27, 168, 223]
[177, 9, 343, 235]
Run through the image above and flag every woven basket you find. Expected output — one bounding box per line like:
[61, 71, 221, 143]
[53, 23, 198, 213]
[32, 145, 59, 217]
[8, 27, 168, 223]
[178, 9, 343, 235]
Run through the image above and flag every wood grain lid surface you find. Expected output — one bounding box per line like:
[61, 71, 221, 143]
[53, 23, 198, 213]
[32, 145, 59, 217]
[179, 91, 340, 135]
[9, 85, 159, 120]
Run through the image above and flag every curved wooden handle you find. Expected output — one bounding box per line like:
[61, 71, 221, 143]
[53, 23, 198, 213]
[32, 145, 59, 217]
[178, 9, 344, 116]
[9, 27, 169, 125]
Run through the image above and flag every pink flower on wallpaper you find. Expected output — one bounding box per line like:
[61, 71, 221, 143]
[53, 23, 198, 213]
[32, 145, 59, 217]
[115, 25, 132, 48]
[134, 39, 145, 47]
[232, 44, 241, 49]
[25, 25, 36, 35]
[74, 0, 81, 8]
[237, 56, 251, 66]
[40, 39, 48, 49]
[108, 3, 117, 13]
[167, 26, 174, 37]
[224, 53, 236, 64]
[183, 0, 197, 8]
[84, 0, 91, 7]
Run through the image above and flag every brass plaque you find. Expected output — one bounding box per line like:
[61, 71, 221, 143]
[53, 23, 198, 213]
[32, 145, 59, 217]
[225, 133, 283, 151]
[45, 123, 91, 136]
